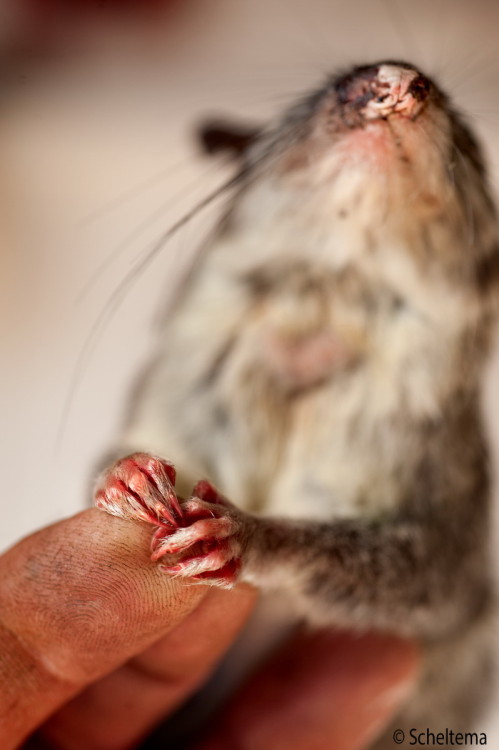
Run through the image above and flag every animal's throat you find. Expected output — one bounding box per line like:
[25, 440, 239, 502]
[262, 327, 362, 392]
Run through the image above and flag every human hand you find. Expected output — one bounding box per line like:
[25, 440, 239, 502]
[0, 509, 419, 750]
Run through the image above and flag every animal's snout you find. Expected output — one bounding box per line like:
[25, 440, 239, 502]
[336, 63, 430, 120]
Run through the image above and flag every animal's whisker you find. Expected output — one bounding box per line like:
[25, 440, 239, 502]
[57, 169, 244, 449]
[79, 158, 196, 226]
[58, 135, 293, 447]
[376, 0, 425, 66]
[77, 159, 231, 303]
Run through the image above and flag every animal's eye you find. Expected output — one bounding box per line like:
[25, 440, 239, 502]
[376, 95, 387, 103]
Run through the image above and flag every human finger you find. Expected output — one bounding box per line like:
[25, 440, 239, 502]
[196, 628, 421, 750]
[0, 509, 254, 749]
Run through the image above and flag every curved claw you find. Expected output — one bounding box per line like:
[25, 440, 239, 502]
[94, 453, 181, 528]
[158, 540, 241, 588]
[151, 517, 235, 560]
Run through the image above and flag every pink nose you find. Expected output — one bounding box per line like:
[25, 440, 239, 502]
[337, 63, 429, 120]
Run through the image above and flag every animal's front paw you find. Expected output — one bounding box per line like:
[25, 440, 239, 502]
[94, 453, 183, 528]
[151, 480, 246, 590]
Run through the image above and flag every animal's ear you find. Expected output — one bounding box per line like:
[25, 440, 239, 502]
[197, 120, 262, 159]
[478, 248, 499, 318]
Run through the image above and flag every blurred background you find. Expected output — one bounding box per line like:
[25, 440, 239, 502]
[1, 0, 498, 739]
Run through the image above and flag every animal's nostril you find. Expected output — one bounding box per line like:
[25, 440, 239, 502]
[407, 75, 430, 102]
[335, 66, 379, 106]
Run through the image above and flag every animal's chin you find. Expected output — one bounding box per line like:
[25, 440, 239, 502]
[335, 114, 428, 172]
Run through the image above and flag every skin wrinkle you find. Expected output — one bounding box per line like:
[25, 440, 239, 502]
[0, 625, 74, 750]
[0, 624, 55, 710]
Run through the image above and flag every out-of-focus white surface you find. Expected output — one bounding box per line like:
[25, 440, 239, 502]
[1, 0, 498, 740]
